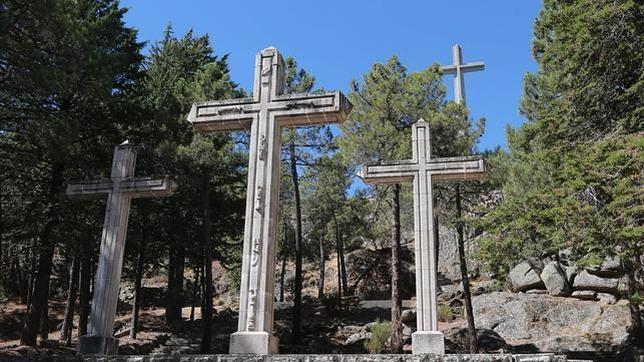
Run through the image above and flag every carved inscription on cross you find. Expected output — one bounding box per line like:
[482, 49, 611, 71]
[188, 47, 351, 354]
[359, 119, 486, 354]
[67, 142, 175, 355]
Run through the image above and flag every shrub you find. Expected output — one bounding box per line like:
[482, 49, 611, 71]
[364, 319, 390, 354]
[437, 304, 454, 322]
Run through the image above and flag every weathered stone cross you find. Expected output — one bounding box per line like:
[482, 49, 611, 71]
[359, 119, 486, 354]
[440, 44, 484, 105]
[66, 142, 175, 355]
[187, 47, 351, 354]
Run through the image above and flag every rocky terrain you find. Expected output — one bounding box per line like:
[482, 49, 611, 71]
[1, 247, 642, 360]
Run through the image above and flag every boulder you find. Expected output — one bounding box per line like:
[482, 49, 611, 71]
[344, 331, 371, 346]
[445, 327, 509, 353]
[540, 262, 571, 296]
[510, 261, 545, 292]
[573, 270, 619, 293]
[364, 321, 377, 332]
[472, 292, 631, 352]
[401, 309, 416, 323]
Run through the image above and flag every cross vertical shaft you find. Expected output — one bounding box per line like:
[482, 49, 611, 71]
[188, 47, 351, 354]
[359, 119, 486, 354]
[67, 142, 174, 355]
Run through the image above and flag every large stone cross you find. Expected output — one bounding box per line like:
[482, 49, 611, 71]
[359, 119, 485, 354]
[187, 47, 351, 354]
[440, 44, 484, 105]
[67, 142, 175, 355]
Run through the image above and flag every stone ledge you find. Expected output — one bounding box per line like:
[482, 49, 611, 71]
[37, 353, 583, 362]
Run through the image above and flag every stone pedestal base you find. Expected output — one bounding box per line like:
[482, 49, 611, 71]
[77, 334, 119, 355]
[229, 331, 278, 354]
[412, 330, 445, 354]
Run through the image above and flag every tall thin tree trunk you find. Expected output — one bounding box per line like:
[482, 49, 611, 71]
[0, 179, 3, 279]
[26, 250, 36, 313]
[39, 292, 49, 341]
[434, 215, 440, 270]
[390, 184, 403, 353]
[20, 162, 63, 346]
[279, 254, 287, 303]
[336, 244, 343, 310]
[60, 254, 79, 345]
[279, 221, 288, 303]
[78, 245, 91, 337]
[200, 174, 213, 353]
[190, 265, 200, 323]
[625, 261, 643, 345]
[318, 236, 325, 299]
[166, 243, 185, 327]
[130, 233, 146, 339]
[456, 185, 478, 353]
[333, 213, 348, 295]
[290, 139, 304, 344]
[166, 248, 178, 325]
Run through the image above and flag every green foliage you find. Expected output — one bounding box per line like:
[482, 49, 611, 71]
[479, 0, 643, 312]
[519, 0, 643, 145]
[0, 0, 144, 298]
[364, 320, 391, 354]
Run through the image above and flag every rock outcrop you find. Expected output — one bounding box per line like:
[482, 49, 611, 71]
[472, 292, 632, 352]
[506, 254, 638, 304]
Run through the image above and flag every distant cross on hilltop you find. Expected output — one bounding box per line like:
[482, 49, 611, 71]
[440, 44, 484, 105]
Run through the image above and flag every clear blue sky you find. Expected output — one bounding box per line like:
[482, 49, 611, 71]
[121, 0, 541, 151]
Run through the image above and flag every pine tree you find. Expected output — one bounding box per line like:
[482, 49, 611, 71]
[0, 0, 144, 345]
[478, 0, 643, 343]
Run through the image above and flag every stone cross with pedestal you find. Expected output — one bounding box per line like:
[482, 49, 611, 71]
[359, 119, 486, 354]
[67, 141, 175, 355]
[187, 47, 351, 354]
[440, 44, 484, 105]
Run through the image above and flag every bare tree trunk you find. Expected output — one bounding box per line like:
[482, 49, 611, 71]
[130, 235, 145, 339]
[625, 260, 643, 345]
[20, 162, 62, 346]
[26, 250, 36, 313]
[318, 236, 325, 299]
[290, 139, 304, 344]
[279, 222, 288, 303]
[390, 184, 403, 353]
[39, 293, 49, 341]
[434, 215, 440, 270]
[279, 254, 287, 303]
[0, 179, 3, 280]
[456, 184, 478, 353]
[60, 254, 79, 345]
[200, 173, 213, 353]
[21, 244, 55, 345]
[190, 265, 200, 322]
[78, 245, 91, 337]
[166, 243, 185, 327]
[333, 213, 348, 295]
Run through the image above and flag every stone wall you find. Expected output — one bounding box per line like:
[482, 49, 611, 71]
[51, 353, 574, 362]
